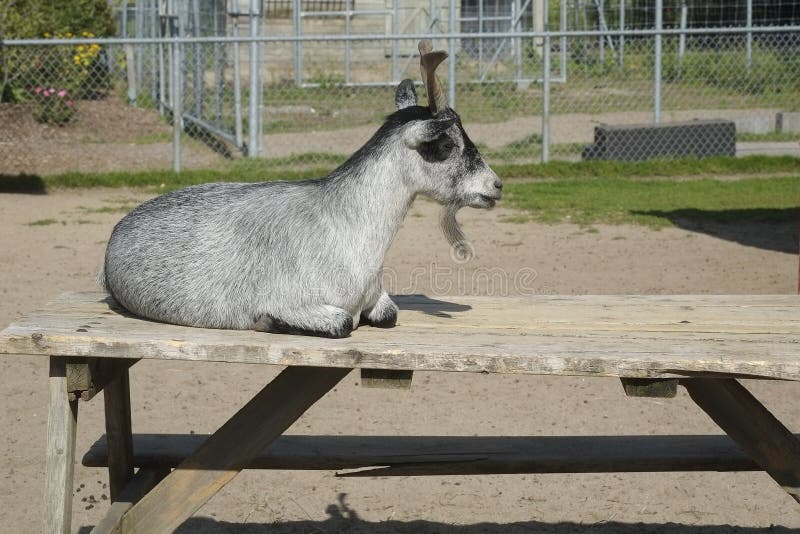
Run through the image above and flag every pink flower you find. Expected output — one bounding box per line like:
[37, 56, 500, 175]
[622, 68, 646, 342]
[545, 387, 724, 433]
[48, 88, 54, 94]
[57, 89, 67, 97]
[66, 100, 73, 107]
[34, 86, 42, 94]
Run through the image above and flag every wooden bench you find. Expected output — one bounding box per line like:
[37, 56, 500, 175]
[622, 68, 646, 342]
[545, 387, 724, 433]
[1, 292, 799, 533]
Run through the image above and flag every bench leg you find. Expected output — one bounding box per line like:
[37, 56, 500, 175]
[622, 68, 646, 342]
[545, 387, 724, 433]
[682, 378, 800, 503]
[119, 365, 352, 534]
[104, 365, 134, 501]
[44, 357, 80, 534]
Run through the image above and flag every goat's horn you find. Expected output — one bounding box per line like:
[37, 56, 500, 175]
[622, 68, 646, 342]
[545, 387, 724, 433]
[418, 39, 448, 115]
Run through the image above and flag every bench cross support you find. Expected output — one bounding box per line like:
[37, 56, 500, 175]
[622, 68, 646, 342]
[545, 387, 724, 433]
[682, 378, 800, 503]
[118, 365, 351, 533]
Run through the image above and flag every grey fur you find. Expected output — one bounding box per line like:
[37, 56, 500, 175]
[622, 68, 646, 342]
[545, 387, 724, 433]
[101, 78, 501, 338]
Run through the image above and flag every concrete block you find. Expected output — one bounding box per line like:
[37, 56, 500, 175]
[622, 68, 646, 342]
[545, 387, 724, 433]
[777, 112, 800, 133]
[733, 115, 776, 135]
[582, 120, 736, 161]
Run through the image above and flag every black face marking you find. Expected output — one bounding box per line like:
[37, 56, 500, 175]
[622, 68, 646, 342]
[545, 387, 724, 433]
[457, 120, 483, 173]
[418, 134, 456, 162]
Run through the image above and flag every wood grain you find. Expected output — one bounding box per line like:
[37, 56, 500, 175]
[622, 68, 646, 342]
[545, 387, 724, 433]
[119, 366, 350, 534]
[1, 293, 799, 381]
[43, 357, 79, 534]
[620, 378, 678, 398]
[103, 366, 134, 501]
[91, 467, 170, 534]
[82, 432, 781, 475]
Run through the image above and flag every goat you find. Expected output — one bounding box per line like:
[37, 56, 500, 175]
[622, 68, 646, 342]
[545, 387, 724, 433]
[101, 40, 502, 338]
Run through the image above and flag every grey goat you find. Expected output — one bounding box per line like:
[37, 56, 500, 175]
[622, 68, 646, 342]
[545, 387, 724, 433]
[101, 40, 502, 338]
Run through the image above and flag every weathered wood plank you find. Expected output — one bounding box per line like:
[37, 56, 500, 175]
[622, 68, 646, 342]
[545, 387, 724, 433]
[104, 366, 134, 501]
[620, 378, 678, 398]
[2, 292, 799, 381]
[91, 467, 170, 534]
[682, 378, 800, 503]
[82, 433, 780, 475]
[120, 366, 351, 534]
[360, 369, 413, 389]
[43, 357, 79, 534]
[66, 358, 138, 402]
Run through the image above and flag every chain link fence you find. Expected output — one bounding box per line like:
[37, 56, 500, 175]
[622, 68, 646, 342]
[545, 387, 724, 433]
[2, 0, 799, 175]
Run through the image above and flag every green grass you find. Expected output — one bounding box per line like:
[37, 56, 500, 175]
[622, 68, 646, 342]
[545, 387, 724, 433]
[19, 155, 800, 192]
[26, 218, 58, 226]
[6, 155, 800, 230]
[737, 131, 800, 143]
[493, 155, 800, 181]
[504, 175, 800, 228]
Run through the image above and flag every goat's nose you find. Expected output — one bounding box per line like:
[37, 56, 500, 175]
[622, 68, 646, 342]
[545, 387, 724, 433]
[494, 179, 503, 190]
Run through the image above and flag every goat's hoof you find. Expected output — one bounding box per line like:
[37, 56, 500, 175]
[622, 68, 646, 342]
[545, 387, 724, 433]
[363, 298, 398, 328]
[325, 314, 354, 338]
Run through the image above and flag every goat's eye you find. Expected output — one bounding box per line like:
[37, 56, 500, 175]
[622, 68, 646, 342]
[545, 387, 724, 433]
[418, 136, 455, 162]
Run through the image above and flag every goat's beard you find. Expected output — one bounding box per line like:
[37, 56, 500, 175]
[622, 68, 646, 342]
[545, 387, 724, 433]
[440, 202, 474, 262]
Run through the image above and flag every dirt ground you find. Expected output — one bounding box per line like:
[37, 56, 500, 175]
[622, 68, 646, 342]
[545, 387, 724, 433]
[1, 185, 799, 533]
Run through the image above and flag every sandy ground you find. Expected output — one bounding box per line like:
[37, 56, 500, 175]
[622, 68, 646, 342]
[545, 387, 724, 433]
[0, 187, 799, 533]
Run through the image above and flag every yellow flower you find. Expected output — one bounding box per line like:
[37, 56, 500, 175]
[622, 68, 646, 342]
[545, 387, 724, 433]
[44, 32, 51, 38]
[77, 45, 84, 52]
[66, 32, 73, 38]
[73, 55, 81, 64]
[82, 31, 89, 37]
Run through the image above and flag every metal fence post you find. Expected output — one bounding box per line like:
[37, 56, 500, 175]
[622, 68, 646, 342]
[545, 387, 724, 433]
[678, 0, 687, 63]
[345, 0, 351, 83]
[654, 0, 662, 124]
[541, 31, 550, 163]
[171, 36, 182, 173]
[746, 0, 753, 73]
[448, 0, 456, 109]
[391, 0, 399, 82]
[231, 9, 244, 149]
[192, 0, 202, 118]
[618, 0, 625, 68]
[249, 0, 261, 157]
[293, 0, 302, 87]
[560, 0, 567, 79]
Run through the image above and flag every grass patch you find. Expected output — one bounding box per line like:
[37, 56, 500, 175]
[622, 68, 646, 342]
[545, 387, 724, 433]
[504, 175, 800, 228]
[26, 218, 58, 226]
[80, 205, 139, 214]
[494, 155, 800, 181]
[38, 158, 335, 192]
[737, 131, 800, 142]
[28, 155, 800, 191]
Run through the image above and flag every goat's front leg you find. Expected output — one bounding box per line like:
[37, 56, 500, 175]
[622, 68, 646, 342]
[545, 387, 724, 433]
[361, 291, 398, 328]
[254, 304, 354, 338]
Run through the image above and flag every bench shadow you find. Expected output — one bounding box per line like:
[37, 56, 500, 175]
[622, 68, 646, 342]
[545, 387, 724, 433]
[394, 294, 472, 319]
[632, 208, 799, 254]
[167, 517, 796, 534]
[0, 173, 47, 194]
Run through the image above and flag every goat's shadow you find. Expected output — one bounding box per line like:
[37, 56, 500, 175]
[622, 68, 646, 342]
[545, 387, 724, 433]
[0, 174, 47, 194]
[394, 294, 472, 319]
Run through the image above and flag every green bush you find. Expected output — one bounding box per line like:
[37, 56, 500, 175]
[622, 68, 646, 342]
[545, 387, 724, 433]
[0, 0, 114, 103]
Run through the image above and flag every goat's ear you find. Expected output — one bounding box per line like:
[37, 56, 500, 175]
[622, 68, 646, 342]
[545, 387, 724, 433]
[395, 79, 417, 110]
[403, 117, 456, 149]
